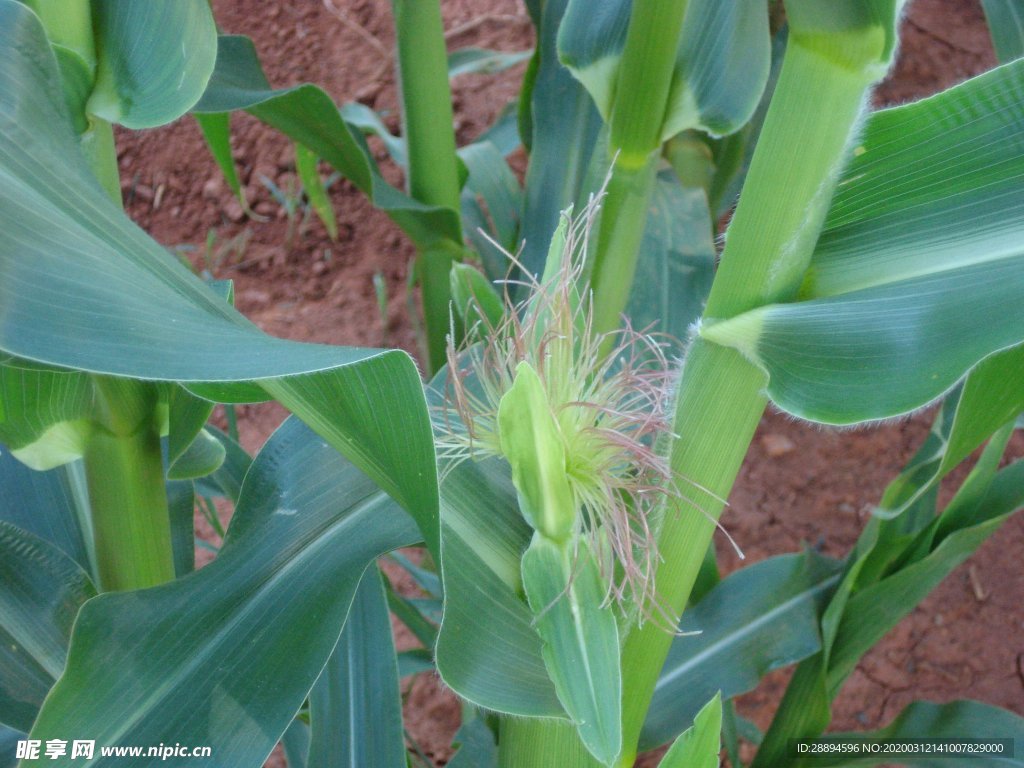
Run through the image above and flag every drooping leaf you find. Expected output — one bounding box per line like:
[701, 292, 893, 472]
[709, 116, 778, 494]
[87, 0, 217, 128]
[558, 0, 770, 139]
[0, 726, 22, 768]
[521, 536, 622, 765]
[25, 418, 419, 768]
[194, 35, 459, 248]
[641, 552, 842, 751]
[307, 569, 405, 768]
[0, 522, 95, 732]
[657, 693, 722, 768]
[0, 9, 438, 553]
[700, 51, 1024, 426]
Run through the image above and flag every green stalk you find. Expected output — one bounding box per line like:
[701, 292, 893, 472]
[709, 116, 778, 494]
[498, 718, 602, 768]
[391, 0, 463, 373]
[29, 0, 169, 592]
[615, 18, 891, 763]
[84, 378, 175, 591]
[589, 0, 689, 338]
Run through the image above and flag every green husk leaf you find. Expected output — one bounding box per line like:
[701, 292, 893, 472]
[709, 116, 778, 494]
[521, 535, 622, 766]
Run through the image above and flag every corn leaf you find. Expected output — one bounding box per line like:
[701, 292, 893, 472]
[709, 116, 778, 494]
[0, 522, 95, 733]
[657, 693, 721, 768]
[558, 0, 770, 139]
[702, 61, 1024, 425]
[641, 552, 842, 751]
[0, 451, 92, 575]
[434, 453, 563, 717]
[447, 47, 533, 78]
[193, 35, 460, 249]
[307, 569, 405, 768]
[875, 348, 1024, 518]
[0, 726, 21, 768]
[625, 174, 715, 341]
[448, 713, 499, 768]
[24, 418, 420, 768]
[294, 143, 339, 241]
[517, 0, 603, 279]
[981, 0, 1024, 63]
[794, 700, 1024, 768]
[0, 8, 438, 554]
[87, 0, 217, 128]
[459, 141, 522, 281]
[521, 536, 622, 765]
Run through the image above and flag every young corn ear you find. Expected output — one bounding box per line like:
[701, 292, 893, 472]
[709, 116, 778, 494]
[437, 196, 696, 625]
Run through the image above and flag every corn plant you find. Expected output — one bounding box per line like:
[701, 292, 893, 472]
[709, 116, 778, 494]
[1, 0, 1023, 767]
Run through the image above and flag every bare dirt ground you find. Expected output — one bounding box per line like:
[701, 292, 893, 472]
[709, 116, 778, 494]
[117, 1, 1022, 764]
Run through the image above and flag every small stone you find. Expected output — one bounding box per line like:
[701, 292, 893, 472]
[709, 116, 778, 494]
[761, 433, 796, 458]
[311, 261, 328, 276]
[202, 178, 223, 200]
[224, 198, 245, 223]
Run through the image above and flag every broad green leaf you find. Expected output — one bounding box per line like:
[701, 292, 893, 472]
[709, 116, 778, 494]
[282, 719, 311, 768]
[295, 143, 339, 241]
[0, 450, 92, 574]
[25, 418, 420, 768]
[517, 0, 603, 279]
[641, 552, 842, 751]
[448, 712, 498, 768]
[87, 0, 217, 128]
[521, 536, 621, 766]
[804, 61, 1024, 300]
[558, 0, 770, 139]
[702, 268, 1024, 425]
[194, 35, 459, 249]
[0, 9, 438, 552]
[981, 0, 1024, 63]
[165, 479, 195, 577]
[448, 47, 533, 78]
[658, 693, 721, 768]
[625, 174, 715, 340]
[701, 60, 1024, 425]
[796, 700, 1024, 768]
[307, 569, 405, 768]
[0, 522, 95, 732]
[459, 141, 522, 280]
[434, 453, 562, 717]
